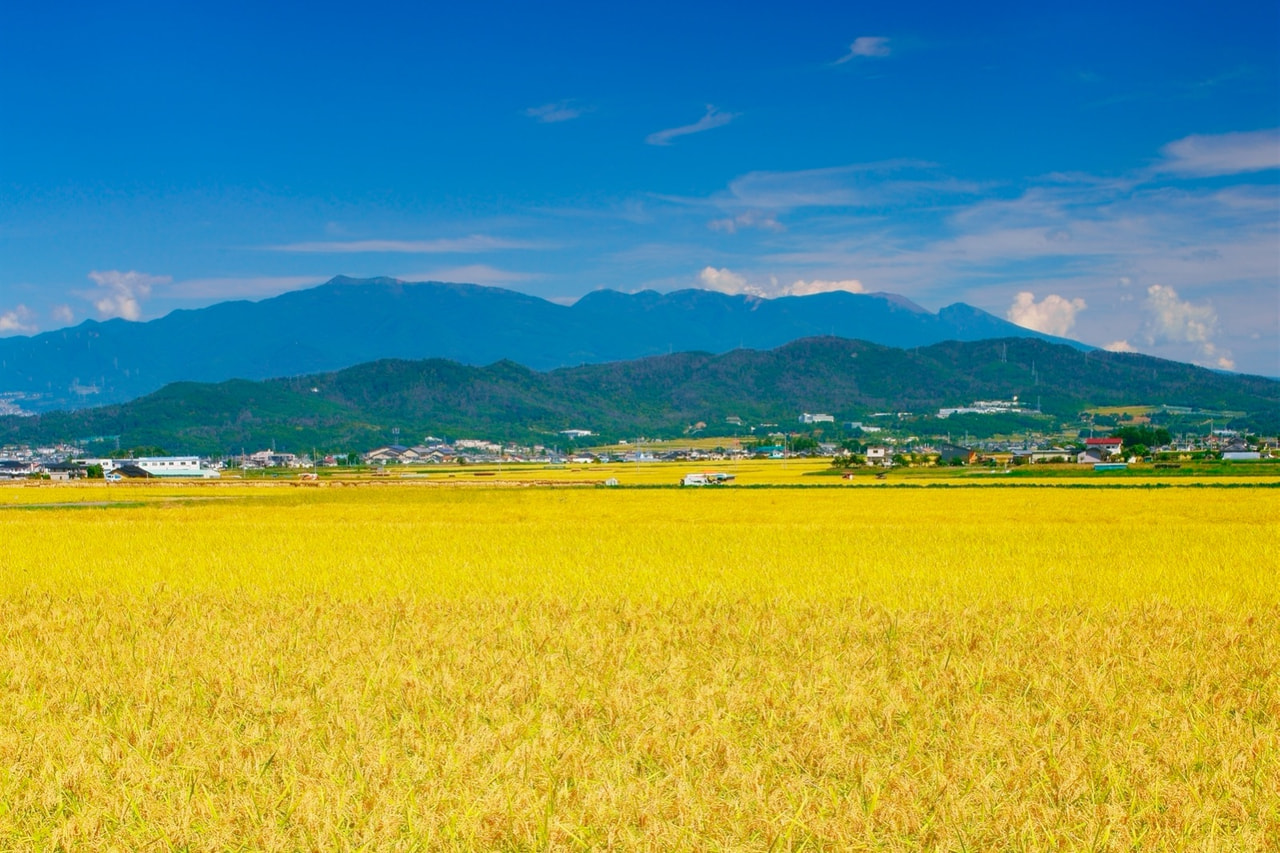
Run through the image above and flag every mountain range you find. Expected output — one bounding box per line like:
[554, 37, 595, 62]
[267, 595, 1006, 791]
[6, 336, 1275, 455]
[0, 277, 1088, 412]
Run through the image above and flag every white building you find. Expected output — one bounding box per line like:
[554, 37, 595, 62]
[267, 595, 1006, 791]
[938, 398, 1025, 418]
[865, 446, 890, 465]
[799, 413, 835, 424]
[454, 439, 502, 454]
[123, 456, 219, 478]
[248, 450, 302, 468]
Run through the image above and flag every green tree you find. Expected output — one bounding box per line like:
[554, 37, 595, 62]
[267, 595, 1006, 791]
[1111, 426, 1172, 448]
[109, 445, 168, 459]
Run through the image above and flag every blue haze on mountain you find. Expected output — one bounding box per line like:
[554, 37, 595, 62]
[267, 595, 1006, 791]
[0, 277, 1087, 412]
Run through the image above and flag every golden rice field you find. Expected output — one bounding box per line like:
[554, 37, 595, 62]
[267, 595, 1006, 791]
[220, 456, 1280, 487]
[1, 481, 1277, 850]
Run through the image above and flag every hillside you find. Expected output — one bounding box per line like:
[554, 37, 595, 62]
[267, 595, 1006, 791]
[4, 337, 1276, 455]
[0, 277, 1086, 412]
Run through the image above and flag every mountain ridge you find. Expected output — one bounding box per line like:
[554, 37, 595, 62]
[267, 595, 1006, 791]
[0, 277, 1088, 412]
[4, 335, 1274, 455]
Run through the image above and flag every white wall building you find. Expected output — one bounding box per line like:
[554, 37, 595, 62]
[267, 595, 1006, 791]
[128, 456, 219, 478]
[865, 446, 890, 465]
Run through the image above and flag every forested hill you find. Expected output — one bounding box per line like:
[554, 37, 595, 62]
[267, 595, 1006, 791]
[4, 336, 1276, 454]
[0, 277, 1085, 412]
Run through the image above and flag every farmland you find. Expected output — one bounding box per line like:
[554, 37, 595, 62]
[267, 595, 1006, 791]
[1, 481, 1277, 850]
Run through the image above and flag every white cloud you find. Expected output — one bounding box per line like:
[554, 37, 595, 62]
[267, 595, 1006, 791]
[266, 236, 545, 253]
[788, 278, 865, 296]
[708, 211, 784, 234]
[837, 36, 891, 63]
[651, 129, 1274, 372]
[50, 304, 74, 324]
[1156, 128, 1280, 177]
[646, 106, 737, 146]
[698, 266, 756, 295]
[697, 267, 863, 298]
[1143, 284, 1234, 369]
[0, 305, 36, 334]
[525, 101, 585, 123]
[1103, 339, 1136, 352]
[1006, 291, 1087, 337]
[85, 270, 170, 321]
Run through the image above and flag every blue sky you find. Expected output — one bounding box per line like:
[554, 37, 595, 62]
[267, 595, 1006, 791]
[2, 1, 1277, 374]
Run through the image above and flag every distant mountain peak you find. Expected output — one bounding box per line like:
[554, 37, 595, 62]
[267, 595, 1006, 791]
[0, 276, 1091, 413]
[864, 291, 930, 313]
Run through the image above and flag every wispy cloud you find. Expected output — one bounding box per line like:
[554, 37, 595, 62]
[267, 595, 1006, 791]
[708, 211, 784, 234]
[525, 100, 586, 123]
[836, 36, 891, 63]
[266, 236, 547, 253]
[50, 304, 74, 325]
[646, 106, 737, 147]
[652, 161, 970, 235]
[1155, 128, 1280, 177]
[719, 161, 956, 210]
[166, 275, 329, 300]
[83, 270, 170, 321]
[392, 265, 539, 285]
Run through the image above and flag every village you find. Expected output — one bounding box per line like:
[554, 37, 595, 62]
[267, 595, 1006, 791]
[1, 403, 1272, 480]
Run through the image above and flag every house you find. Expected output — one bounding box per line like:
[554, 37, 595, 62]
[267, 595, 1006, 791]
[865, 446, 890, 466]
[364, 445, 414, 464]
[44, 462, 86, 481]
[1222, 439, 1260, 461]
[1083, 437, 1123, 458]
[1020, 447, 1073, 464]
[1077, 447, 1110, 465]
[0, 460, 37, 479]
[937, 443, 977, 465]
[248, 450, 301, 468]
[106, 464, 154, 480]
